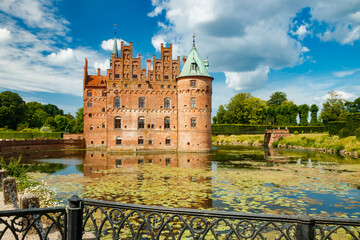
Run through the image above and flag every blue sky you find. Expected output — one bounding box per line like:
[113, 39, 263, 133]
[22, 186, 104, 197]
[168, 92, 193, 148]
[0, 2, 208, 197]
[0, 0, 359, 116]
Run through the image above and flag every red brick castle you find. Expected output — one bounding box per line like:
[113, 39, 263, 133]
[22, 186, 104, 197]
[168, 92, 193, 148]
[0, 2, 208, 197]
[83, 35, 213, 152]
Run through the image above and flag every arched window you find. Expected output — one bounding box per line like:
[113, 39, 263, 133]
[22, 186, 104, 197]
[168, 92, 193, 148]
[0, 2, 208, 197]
[87, 90, 93, 97]
[114, 97, 120, 108]
[165, 137, 171, 145]
[139, 97, 145, 108]
[164, 98, 170, 109]
[90, 125, 93, 131]
[138, 136, 144, 145]
[116, 137, 122, 145]
[191, 117, 196, 128]
[164, 117, 170, 129]
[102, 122, 105, 128]
[114, 117, 121, 129]
[102, 91, 107, 97]
[190, 98, 196, 108]
[138, 117, 145, 129]
[87, 102, 93, 107]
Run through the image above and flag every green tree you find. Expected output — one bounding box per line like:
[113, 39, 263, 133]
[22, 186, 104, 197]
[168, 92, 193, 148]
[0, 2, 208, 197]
[73, 108, 84, 133]
[54, 115, 69, 132]
[298, 104, 309, 126]
[215, 105, 227, 124]
[44, 116, 57, 130]
[31, 109, 50, 128]
[43, 104, 64, 117]
[0, 91, 26, 129]
[268, 91, 287, 106]
[289, 104, 298, 125]
[345, 97, 360, 113]
[320, 91, 348, 124]
[310, 104, 319, 125]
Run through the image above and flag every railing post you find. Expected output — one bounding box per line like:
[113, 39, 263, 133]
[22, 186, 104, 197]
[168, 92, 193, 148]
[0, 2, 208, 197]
[296, 214, 315, 240]
[68, 195, 83, 240]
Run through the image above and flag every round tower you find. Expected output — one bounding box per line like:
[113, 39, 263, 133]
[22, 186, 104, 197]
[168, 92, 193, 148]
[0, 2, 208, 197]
[177, 39, 213, 152]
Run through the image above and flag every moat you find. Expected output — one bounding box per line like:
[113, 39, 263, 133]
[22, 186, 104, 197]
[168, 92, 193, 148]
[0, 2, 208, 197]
[7, 145, 360, 219]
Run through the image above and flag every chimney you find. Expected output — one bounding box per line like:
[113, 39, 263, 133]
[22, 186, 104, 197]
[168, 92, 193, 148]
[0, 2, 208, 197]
[97, 68, 101, 76]
[183, 56, 187, 65]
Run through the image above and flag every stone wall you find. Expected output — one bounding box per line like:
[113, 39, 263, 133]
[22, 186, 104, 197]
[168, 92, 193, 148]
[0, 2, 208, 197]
[0, 139, 85, 152]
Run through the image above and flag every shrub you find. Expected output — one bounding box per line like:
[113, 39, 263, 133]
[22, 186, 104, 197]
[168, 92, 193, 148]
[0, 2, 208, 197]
[355, 127, 360, 140]
[338, 128, 351, 139]
[327, 121, 346, 136]
[294, 131, 299, 135]
[346, 113, 360, 134]
[24, 183, 58, 207]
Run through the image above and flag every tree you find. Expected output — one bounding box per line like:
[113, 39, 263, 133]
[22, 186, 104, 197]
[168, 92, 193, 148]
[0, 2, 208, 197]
[310, 104, 319, 125]
[345, 97, 360, 113]
[215, 105, 226, 124]
[298, 104, 309, 126]
[289, 104, 298, 125]
[73, 108, 84, 133]
[44, 117, 57, 130]
[222, 93, 267, 124]
[54, 115, 69, 132]
[268, 91, 287, 106]
[0, 91, 26, 129]
[320, 91, 348, 124]
[43, 104, 64, 117]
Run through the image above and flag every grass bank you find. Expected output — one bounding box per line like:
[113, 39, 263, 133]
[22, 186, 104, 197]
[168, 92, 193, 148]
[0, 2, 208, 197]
[212, 134, 264, 146]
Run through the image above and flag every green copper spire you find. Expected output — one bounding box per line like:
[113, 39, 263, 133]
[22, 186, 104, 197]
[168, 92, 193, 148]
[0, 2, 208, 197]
[178, 35, 211, 78]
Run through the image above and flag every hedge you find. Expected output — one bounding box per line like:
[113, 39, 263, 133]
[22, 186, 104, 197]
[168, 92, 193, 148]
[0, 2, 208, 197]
[346, 113, 360, 135]
[0, 132, 62, 140]
[211, 124, 326, 135]
[327, 121, 346, 136]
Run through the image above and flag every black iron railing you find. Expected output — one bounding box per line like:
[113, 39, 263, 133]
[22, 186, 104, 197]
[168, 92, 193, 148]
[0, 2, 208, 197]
[0, 195, 358, 239]
[0, 207, 67, 239]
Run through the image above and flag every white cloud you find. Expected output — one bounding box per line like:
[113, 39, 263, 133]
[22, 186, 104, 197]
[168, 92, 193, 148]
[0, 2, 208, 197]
[333, 69, 360, 77]
[93, 59, 110, 72]
[47, 48, 75, 64]
[321, 90, 355, 101]
[151, 34, 167, 52]
[0, 28, 11, 43]
[294, 24, 309, 40]
[101, 38, 129, 51]
[225, 66, 270, 91]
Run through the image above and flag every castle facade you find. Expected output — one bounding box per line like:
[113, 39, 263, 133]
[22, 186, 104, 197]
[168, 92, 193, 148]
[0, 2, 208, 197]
[83, 37, 213, 152]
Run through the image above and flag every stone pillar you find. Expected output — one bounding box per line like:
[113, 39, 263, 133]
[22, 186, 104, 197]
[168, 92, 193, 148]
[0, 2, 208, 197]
[3, 177, 18, 206]
[20, 193, 40, 209]
[0, 169, 8, 186]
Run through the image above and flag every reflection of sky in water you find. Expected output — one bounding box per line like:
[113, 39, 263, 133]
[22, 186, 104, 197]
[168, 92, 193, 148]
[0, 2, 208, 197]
[33, 158, 82, 175]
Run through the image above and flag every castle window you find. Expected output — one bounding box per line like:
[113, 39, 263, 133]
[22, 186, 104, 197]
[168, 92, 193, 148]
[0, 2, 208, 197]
[102, 108, 105, 112]
[87, 90, 92, 97]
[138, 117, 145, 129]
[116, 159, 122, 168]
[102, 122, 105, 128]
[164, 117, 170, 129]
[168, 85, 171, 89]
[115, 74, 119, 79]
[138, 84, 142, 88]
[164, 75, 169, 80]
[149, 140, 153, 145]
[89, 114, 92, 118]
[166, 158, 171, 166]
[114, 117, 121, 129]
[87, 102, 93, 107]
[161, 85, 164, 89]
[164, 98, 170, 109]
[190, 98, 196, 108]
[165, 137, 171, 145]
[133, 75, 137, 78]
[190, 80, 196, 87]
[138, 136, 144, 145]
[124, 83, 128, 88]
[113, 83, 117, 87]
[100, 80, 104, 84]
[102, 91, 107, 97]
[139, 97, 145, 108]
[116, 137, 122, 145]
[114, 97, 120, 108]
[191, 117, 196, 128]
[90, 126, 93, 131]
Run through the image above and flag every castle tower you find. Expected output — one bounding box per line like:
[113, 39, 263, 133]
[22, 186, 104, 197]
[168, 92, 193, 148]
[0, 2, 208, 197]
[177, 38, 213, 152]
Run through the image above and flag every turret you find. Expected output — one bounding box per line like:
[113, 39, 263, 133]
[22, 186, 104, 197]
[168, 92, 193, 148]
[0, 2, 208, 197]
[176, 37, 213, 152]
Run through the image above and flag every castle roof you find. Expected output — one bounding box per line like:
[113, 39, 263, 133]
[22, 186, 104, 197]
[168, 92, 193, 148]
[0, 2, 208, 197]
[178, 42, 211, 78]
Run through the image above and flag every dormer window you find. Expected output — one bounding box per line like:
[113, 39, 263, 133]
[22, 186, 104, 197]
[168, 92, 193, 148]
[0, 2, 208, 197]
[191, 59, 197, 72]
[190, 80, 196, 87]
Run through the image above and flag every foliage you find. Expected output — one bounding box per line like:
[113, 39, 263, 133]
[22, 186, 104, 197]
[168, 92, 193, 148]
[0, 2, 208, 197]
[212, 134, 264, 145]
[355, 127, 360, 140]
[338, 128, 351, 139]
[212, 124, 326, 134]
[298, 104, 309, 126]
[276, 101, 298, 125]
[310, 104, 319, 126]
[73, 108, 84, 133]
[268, 91, 287, 106]
[0, 91, 26, 129]
[24, 183, 58, 207]
[320, 91, 348, 124]
[215, 105, 226, 124]
[345, 113, 360, 135]
[0, 131, 62, 139]
[294, 131, 299, 135]
[327, 121, 346, 136]
[345, 97, 360, 113]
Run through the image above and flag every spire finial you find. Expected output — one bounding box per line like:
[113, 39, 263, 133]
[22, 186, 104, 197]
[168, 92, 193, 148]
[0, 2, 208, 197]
[192, 29, 195, 47]
[114, 24, 117, 37]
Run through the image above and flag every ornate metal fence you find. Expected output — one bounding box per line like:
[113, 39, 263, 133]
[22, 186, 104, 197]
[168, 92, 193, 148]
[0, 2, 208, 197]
[67, 197, 359, 240]
[0, 207, 67, 239]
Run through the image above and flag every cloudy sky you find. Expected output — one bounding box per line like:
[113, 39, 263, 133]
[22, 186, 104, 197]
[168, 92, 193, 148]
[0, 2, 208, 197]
[0, 0, 359, 115]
